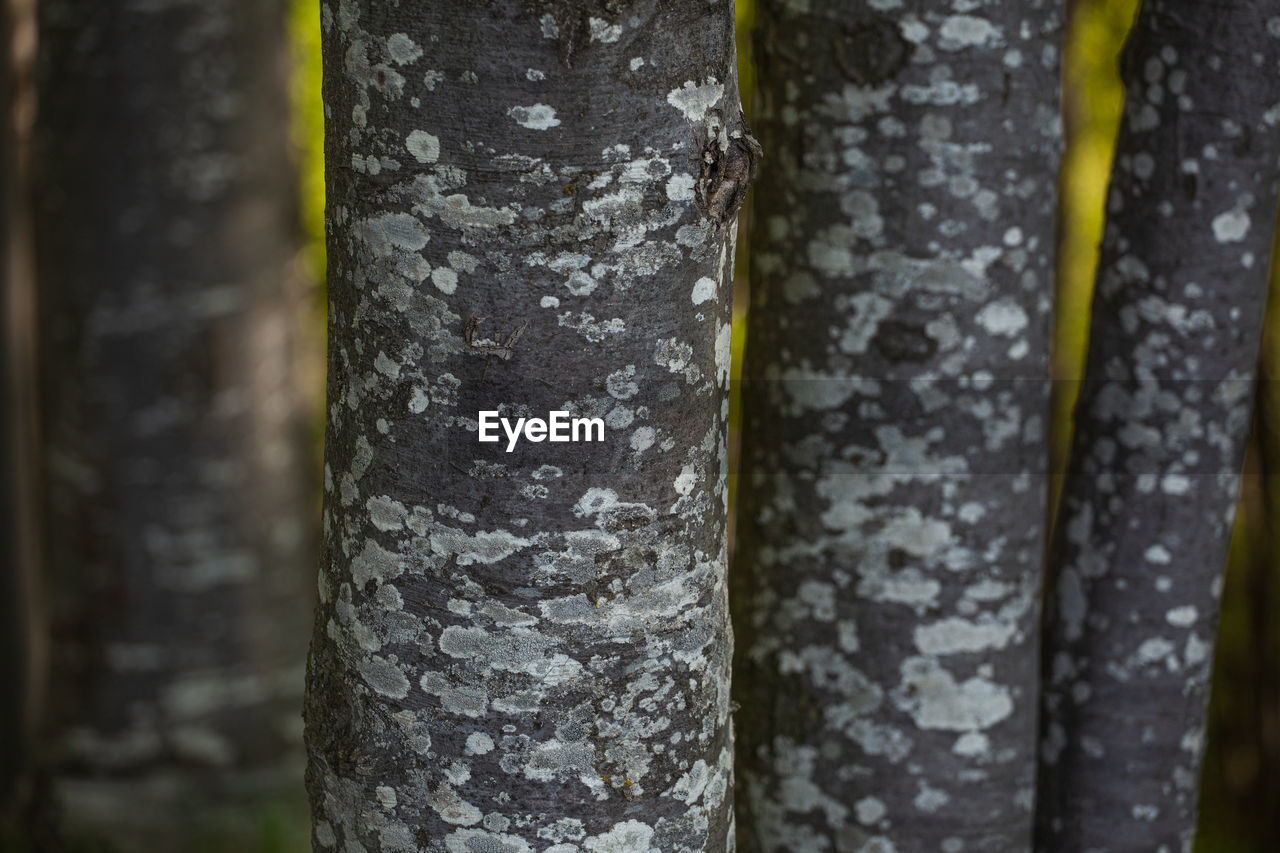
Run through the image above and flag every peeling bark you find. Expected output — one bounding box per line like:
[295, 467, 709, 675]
[303, 1, 748, 850]
[733, 2, 1062, 850]
[1035, 2, 1280, 850]
[32, 0, 315, 844]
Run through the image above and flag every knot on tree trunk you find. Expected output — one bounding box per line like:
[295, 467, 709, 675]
[697, 114, 762, 226]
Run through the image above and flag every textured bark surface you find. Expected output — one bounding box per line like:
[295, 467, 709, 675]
[303, 2, 749, 850]
[33, 0, 315, 843]
[733, 2, 1061, 850]
[1035, 2, 1280, 851]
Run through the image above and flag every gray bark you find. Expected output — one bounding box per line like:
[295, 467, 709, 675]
[732, 2, 1061, 850]
[32, 0, 315, 845]
[302, 2, 751, 850]
[1035, 2, 1280, 850]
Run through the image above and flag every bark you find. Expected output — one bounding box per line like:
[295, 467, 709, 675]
[302, 2, 751, 850]
[732, 2, 1061, 850]
[1035, 2, 1280, 850]
[32, 0, 315, 844]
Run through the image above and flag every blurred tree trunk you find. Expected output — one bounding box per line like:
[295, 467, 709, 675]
[303, 1, 751, 849]
[1, 2, 45, 843]
[1035, 0, 1280, 849]
[32, 0, 316, 846]
[0, 0, 23, 812]
[732, 2, 1061, 850]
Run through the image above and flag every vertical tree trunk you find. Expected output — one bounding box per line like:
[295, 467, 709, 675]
[1, 2, 44, 837]
[303, 1, 751, 850]
[0, 0, 22, 810]
[1035, 1, 1280, 850]
[33, 0, 315, 845]
[733, 2, 1061, 850]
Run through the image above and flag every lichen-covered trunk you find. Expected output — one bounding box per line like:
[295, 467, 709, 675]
[32, 0, 315, 844]
[1035, 2, 1280, 850]
[303, 2, 751, 850]
[732, 2, 1061, 850]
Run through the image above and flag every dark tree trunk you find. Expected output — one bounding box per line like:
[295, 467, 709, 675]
[32, 0, 316, 844]
[733, 2, 1062, 850]
[0, 0, 23, 811]
[303, 1, 753, 850]
[1, 3, 43, 839]
[1035, 1, 1280, 850]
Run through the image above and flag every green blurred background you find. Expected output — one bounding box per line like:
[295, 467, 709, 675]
[240, 0, 1280, 848]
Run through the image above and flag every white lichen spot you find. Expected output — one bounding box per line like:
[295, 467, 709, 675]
[1135, 637, 1176, 665]
[1166, 605, 1197, 627]
[432, 267, 458, 294]
[406, 129, 440, 163]
[953, 731, 990, 757]
[667, 173, 695, 201]
[367, 495, 407, 531]
[715, 323, 732, 387]
[375, 351, 400, 379]
[376, 785, 398, 809]
[409, 386, 430, 413]
[1186, 632, 1210, 665]
[666, 78, 724, 122]
[466, 732, 494, 755]
[584, 820, 654, 852]
[938, 15, 1002, 50]
[691, 276, 716, 305]
[1212, 209, 1250, 243]
[508, 104, 560, 130]
[914, 781, 951, 813]
[630, 426, 656, 452]
[914, 616, 1016, 656]
[855, 796, 887, 825]
[839, 292, 894, 354]
[362, 212, 428, 253]
[1133, 804, 1159, 821]
[359, 655, 409, 699]
[444, 829, 531, 853]
[429, 527, 532, 565]
[673, 464, 697, 496]
[386, 33, 422, 65]
[893, 656, 1014, 731]
[589, 17, 622, 43]
[1132, 152, 1155, 180]
[975, 299, 1028, 337]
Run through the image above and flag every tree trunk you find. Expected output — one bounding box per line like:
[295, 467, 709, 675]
[33, 0, 316, 845]
[1035, 1, 1280, 850]
[1, 2, 44, 838]
[733, 2, 1061, 850]
[0, 0, 22, 810]
[303, 2, 752, 850]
